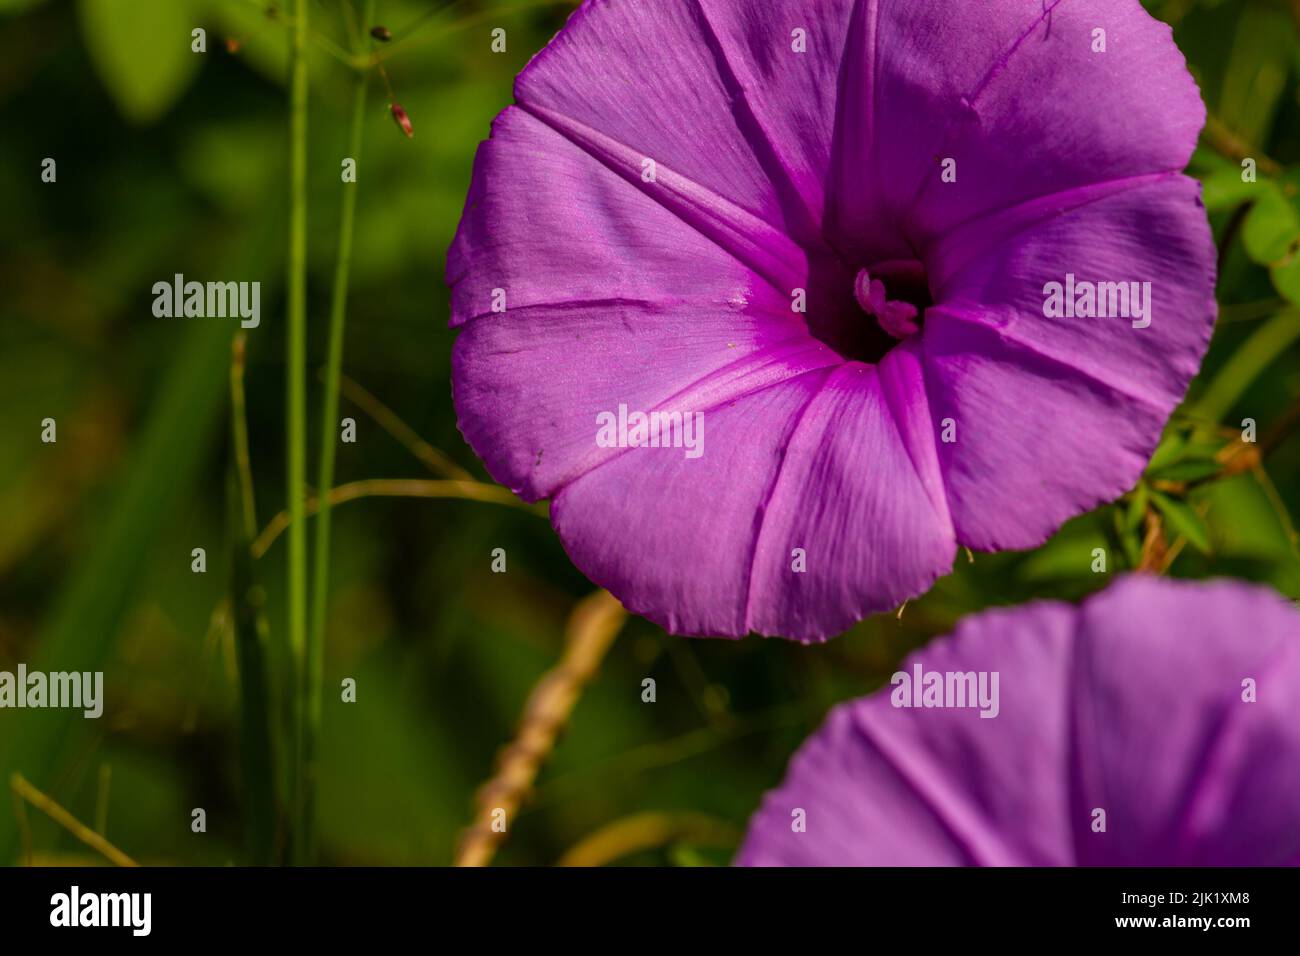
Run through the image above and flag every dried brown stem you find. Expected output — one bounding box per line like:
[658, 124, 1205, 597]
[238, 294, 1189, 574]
[10, 773, 137, 867]
[1203, 113, 1282, 178]
[455, 590, 627, 867]
[331, 371, 471, 480]
[1137, 511, 1167, 573]
[251, 478, 544, 558]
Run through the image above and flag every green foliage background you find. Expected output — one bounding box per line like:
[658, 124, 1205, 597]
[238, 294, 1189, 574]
[0, 0, 1297, 866]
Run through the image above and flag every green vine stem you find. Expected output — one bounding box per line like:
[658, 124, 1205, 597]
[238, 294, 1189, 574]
[286, 0, 310, 865]
[303, 0, 375, 865]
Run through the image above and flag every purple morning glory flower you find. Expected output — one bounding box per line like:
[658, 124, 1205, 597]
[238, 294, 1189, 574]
[447, 0, 1216, 641]
[737, 576, 1300, 866]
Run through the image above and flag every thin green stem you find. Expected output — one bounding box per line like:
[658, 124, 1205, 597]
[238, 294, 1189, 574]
[233, 0, 358, 69]
[312, 32, 356, 69]
[230, 334, 277, 866]
[339, 0, 362, 49]
[303, 0, 373, 865]
[228, 468, 278, 865]
[231, 333, 259, 538]
[286, 0, 310, 865]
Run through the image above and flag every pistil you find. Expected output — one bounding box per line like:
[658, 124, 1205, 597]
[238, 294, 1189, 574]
[854, 268, 920, 340]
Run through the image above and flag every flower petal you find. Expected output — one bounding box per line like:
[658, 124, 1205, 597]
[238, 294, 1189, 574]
[514, 0, 857, 248]
[744, 359, 956, 639]
[738, 577, 1300, 866]
[552, 359, 955, 641]
[739, 599, 1080, 864]
[920, 175, 1216, 551]
[857, 0, 1205, 247]
[448, 106, 803, 328]
[1070, 579, 1300, 865]
[551, 371, 836, 638]
[448, 106, 841, 501]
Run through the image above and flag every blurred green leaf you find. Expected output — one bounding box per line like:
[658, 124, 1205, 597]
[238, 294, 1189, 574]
[1147, 430, 1188, 473]
[1241, 181, 1299, 265]
[1151, 490, 1211, 554]
[1124, 482, 1150, 534]
[1200, 165, 1262, 212]
[78, 0, 202, 124]
[1236, 170, 1300, 308]
[1018, 515, 1109, 583]
[668, 843, 716, 867]
[1194, 309, 1300, 422]
[318, 651, 472, 864]
[1114, 506, 1142, 569]
[0, 318, 231, 863]
[1200, 474, 1300, 580]
[1219, 2, 1292, 148]
[1150, 459, 1223, 482]
[0, 0, 46, 14]
[1269, 248, 1300, 305]
[178, 120, 281, 212]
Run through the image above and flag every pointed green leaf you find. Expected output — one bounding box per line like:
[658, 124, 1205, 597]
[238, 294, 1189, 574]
[1200, 167, 1263, 213]
[1150, 491, 1212, 554]
[1146, 430, 1188, 473]
[1241, 182, 1299, 265]
[1124, 482, 1150, 534]
[78, 0, 202, 124]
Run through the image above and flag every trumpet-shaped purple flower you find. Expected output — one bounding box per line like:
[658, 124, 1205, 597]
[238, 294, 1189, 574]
[447, 0, 1216, 640]
[738, 576, 1300, 866]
